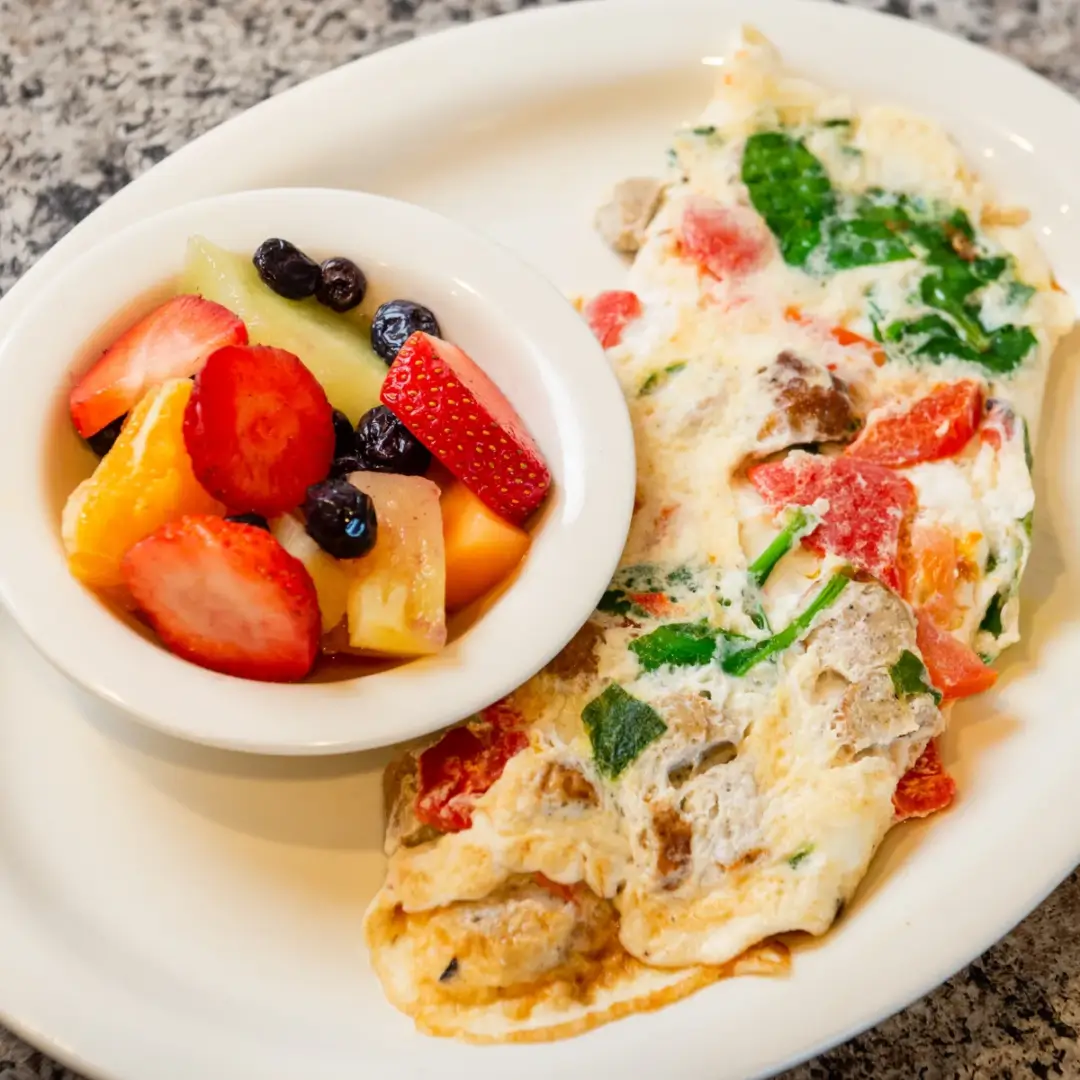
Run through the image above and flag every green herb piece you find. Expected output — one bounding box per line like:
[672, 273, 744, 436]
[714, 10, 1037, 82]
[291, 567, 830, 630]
[979, 593, 1007, 638]
[889, 649, 942, 705]
[1022, 418, 1033, 472]
[630, 622, 718, 672]
[1006, 280, 1036, 308]
[822, 118, 852, 128]
[597, 588, 632, 616]
[699, 690, 712, 700]
[722, 572, 849, 676]
[985, 551, 999, 574]
[742, 132, 835, 267]
[667, 566, 694, 588]
[582, 684, 667, 779]
[787, 844, 815, 869]
[691, 124, 717, 136]
[747, 507, 818, 588]
[1022, 510, 1034, 537]
[639, 361, 687, 397]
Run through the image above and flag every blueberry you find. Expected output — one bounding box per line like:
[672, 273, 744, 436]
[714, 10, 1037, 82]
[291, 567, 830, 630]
[85, 413, 126, 456]
[354, 405, 431, 475]
[303, 478, 378, 559]
[331, 408, 356, 460]
[316, 257, 367, 313]
[329, 453, 366, 479]
[370, 299, 440, 363]
[225, 513, 270, 531]
[252, 238, 320, 300]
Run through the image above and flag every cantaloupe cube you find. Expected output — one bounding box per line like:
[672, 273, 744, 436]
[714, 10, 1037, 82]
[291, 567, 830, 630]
[441, 480, 531, 611]
[346, 473, 446, 656]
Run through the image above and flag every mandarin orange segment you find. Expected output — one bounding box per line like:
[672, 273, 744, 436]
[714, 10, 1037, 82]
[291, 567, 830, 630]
[62, 378, 223, 587]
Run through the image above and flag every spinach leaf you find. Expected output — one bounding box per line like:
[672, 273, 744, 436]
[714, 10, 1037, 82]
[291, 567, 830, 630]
[597, 589, 633, 616]
[979, 593, 1006, 637]
[582, 685, 667, 779]
[722, 572, 850, 676]
[824, 216, 912, 269]
[742, 132, 835, 267]
[889, 649, 942, 705]
[630, 622, 718, 672]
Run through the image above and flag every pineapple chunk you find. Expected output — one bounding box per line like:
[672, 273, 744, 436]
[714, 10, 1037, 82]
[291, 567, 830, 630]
[182, 236, 386, 423]
[270, 513, 351, 635]
[346, 473, 447, 657]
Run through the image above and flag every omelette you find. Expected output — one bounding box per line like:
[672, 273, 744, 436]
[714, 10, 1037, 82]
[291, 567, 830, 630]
[364, 27, 1074, 1041]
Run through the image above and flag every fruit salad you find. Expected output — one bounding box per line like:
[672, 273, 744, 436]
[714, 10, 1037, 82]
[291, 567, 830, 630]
[61, 236, 552, 683]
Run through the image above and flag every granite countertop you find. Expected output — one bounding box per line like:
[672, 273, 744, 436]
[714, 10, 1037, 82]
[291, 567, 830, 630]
[2, 0, 1080, 1076]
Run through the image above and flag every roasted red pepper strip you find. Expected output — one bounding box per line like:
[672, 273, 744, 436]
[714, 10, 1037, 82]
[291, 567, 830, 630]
[846, 381, 983, 468]
[894, 739, 956, 821]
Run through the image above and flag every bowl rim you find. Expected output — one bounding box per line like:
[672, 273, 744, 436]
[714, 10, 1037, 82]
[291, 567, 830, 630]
[0, 187, 635, 754]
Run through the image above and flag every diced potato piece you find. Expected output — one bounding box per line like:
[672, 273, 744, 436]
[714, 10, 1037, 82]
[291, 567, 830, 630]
[182, 236, 386, 423]
[441, 480, 530, 611]
[346, 473, 447, 656]
[270, 513, 351, 634]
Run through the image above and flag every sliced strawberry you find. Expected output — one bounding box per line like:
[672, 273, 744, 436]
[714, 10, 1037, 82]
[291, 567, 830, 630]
[414, 714, 529, 832]
[584, 290, 643, 348]
[894, 739, 956, 821]
[846, 381, 983, 468]
[380, 332, 551, 526]
[748, 451, 915, 591]
[70, 295, 247, 438]
[679, 196, 771, 279]
[121, 515, 320, 682]
[184, 345, 335, 516]
[915, 609, 998, 700]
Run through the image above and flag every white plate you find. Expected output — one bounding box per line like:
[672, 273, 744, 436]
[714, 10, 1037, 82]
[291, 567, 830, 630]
[2, 2, 1080, 1077]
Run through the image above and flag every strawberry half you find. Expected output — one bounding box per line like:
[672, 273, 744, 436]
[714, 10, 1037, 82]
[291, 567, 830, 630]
[380, 332, 551, 525]
[70, 295, 247, 438]
[184, 344, 335, 516]
[122, 515, 321, 682]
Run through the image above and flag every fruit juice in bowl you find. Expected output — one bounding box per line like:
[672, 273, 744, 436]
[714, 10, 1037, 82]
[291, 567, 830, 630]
[0, 189, 634, 753]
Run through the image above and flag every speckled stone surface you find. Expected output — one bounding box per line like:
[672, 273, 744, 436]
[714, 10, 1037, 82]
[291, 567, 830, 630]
[2, 0, 1080, 1076]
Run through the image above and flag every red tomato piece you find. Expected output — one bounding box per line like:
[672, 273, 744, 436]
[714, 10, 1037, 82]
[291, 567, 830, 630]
[894, 740, 956, 821]
[980, 397, 1017, 452]
[846, 381, 983, 468]
[627, 591, 674, 618]
[915, 609, 998, 700]
[414, 716, 529, 833]
[679, 197, 770, 279]
[748, 452, 916, 591]
[583, 290, 643, 348]
[907, 524, 959, 626]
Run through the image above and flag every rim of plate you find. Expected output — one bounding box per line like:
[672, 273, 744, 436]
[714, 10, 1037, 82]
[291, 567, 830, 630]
[0, 186, 635, 755]
[0, 1, 1079, 1078]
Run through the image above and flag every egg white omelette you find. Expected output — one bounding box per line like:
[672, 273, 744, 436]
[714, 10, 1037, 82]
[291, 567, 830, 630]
[364, 27, 1074, 1042]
